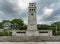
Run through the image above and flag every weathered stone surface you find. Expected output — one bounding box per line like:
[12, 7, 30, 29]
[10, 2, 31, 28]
[26, 3, 39, 36]
[0, 36, 60, 42]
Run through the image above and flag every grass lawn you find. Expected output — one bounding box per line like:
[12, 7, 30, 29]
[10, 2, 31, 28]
[0, 32, 12, 36]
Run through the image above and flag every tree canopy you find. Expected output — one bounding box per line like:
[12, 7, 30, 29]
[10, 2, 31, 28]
[0, 18, 27, 30]
[10, 18, 27, 30]
[0, 19, 60, 35]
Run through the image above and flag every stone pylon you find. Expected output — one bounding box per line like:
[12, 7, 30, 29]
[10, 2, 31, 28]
[26, 3, 39, 36]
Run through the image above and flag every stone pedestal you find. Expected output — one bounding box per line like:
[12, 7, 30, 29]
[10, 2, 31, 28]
[26, 30, 39, 36]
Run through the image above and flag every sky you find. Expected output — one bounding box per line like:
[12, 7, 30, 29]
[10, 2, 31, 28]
[0, 0, 60, 25]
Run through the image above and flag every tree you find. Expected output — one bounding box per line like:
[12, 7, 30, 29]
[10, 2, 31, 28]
[0, 22, 3, 29]
[21, 25, 27, 30]
[0, 20, 10, 29]
[2, 20, 10, 24]
[51, 22, 60, 31]
[51, 22, 60, 35]
[37, 24, 50, 30]
[10, 18, 26, 30]
[11, 18, 24, 25]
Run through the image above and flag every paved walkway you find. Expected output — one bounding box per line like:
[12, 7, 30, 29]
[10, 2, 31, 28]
[0, 42, 60, 44]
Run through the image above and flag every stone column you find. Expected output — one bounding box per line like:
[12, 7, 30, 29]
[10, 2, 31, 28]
[26, 3, 39, 36]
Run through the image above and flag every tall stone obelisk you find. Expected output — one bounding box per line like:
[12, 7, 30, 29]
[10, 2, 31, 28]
[26, 3, 39, 36]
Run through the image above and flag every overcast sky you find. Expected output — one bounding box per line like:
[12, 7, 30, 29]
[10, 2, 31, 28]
[0, 0, 60, 25]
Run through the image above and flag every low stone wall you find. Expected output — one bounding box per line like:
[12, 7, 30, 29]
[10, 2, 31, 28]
[51, 36, 60, 41]
[12, 30, 52, 37]
[0, 36, 60, 42]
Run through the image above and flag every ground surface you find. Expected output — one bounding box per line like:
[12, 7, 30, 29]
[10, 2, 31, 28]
[0, 36, 60, 42]
[0, 42, 60, 44]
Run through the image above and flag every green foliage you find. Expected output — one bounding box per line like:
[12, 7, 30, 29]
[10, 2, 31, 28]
[37, 24, 50, 30]
[1, 19, 60, 36]
[51, 22, 60, 26]
[2, 20, 10, 24]
[0, 18, 27, 30]
[51, 22, 60, 31]
[37, 21, 60, 36]
[11, 18, 24, 25]
[37, 24, 58, 35]
[0, 20, 10, 29]
[0, 22, 3, 29]
[10, 18, 27, 30]
[21, 25, 27, 30]
[0, 32, 12, 36]
[56, 31, 60, 36]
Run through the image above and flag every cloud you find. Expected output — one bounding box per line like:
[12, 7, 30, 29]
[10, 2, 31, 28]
[0, 0, 60, 25]
[43, 7, 53, 15]
[35, 0, 60, 24]
[0, 0, 26, 21]
[16, 0, 33, 10]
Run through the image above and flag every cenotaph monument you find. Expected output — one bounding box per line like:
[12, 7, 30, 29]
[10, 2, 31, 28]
[26, 3, 39, 36]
